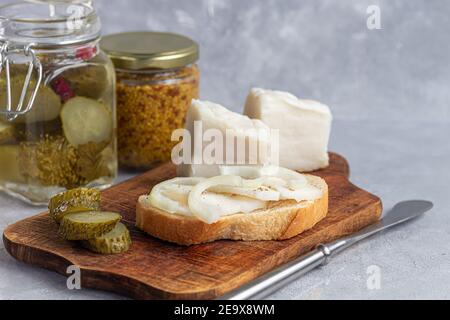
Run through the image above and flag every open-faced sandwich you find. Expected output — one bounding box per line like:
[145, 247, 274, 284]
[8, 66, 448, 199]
[137, 88, 332, 245]
[137, 167, 328, 245]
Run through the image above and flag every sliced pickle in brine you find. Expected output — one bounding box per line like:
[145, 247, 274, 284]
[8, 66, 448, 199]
[58, 211, 121, 241]
[82, 223, 131, 254]
[61, 97, 113, 146]
[49, 188, 101, 224]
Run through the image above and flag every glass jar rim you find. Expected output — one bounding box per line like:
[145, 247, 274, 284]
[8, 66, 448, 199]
[0, 1, 101, 46]
[0, 1, 96, 24]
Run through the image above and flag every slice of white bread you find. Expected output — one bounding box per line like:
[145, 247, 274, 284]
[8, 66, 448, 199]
[136, 175, 328, 246]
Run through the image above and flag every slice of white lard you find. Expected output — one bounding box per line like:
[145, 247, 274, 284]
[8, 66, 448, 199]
[177, 100, 273, 177]
[244, 88, 332, 172]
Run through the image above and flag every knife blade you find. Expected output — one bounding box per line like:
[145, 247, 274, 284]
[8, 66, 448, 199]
[219, 200, 434, 300]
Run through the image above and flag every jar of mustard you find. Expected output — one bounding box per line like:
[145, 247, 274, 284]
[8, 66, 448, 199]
[0, 1, 117, 205]
[100, 32, 200, 170]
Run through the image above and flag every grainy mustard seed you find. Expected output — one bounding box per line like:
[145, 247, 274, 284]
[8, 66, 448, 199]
[116, 65, 199, 169]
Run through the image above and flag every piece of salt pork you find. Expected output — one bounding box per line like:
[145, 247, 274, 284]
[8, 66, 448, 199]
[176, 100, 273, 177]
[244, 88, 332, 172]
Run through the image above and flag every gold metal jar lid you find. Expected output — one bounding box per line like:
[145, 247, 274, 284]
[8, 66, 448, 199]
[100, 31, 199, 70]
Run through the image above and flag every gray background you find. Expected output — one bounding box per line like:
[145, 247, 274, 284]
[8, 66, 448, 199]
[0, 0, 449, 300]
[98, 0, 449, 122]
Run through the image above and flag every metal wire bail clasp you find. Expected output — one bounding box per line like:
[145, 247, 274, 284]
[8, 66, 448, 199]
[0, 42, 43, 121]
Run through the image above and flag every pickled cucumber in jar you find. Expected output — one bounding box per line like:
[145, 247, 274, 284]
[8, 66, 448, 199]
[0, 76, 61, 124]
[61, 97, 113, 146]
[0, 72, 115, 190]
[0, 1, 117, 205]
[62, 64, 109, 100]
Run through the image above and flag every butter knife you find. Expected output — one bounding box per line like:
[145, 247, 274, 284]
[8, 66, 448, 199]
[219, 200, 433, 300]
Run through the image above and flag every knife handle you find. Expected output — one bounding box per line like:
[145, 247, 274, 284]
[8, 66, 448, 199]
[219, 242, 345, 300]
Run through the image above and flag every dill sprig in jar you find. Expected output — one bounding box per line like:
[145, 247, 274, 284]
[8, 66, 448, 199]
[101, 32, 199, 169]
[0, 1, 117, 205]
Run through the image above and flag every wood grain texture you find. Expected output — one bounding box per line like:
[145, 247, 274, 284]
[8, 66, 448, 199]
[3, 153, 381, 300]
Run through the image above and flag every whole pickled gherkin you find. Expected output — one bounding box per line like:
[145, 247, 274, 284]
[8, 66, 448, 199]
[49, 188, 101, 224]
[58, 211, 121, 241]
[82, 223, 131, 254]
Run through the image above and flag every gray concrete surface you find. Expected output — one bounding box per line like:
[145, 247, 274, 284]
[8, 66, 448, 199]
[0, 0, 449, 300]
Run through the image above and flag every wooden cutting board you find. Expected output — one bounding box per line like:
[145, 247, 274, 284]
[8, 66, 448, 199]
[3, 153, 382, 300]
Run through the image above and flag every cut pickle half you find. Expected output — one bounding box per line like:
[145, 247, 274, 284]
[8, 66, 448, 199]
[61, 96, 113, 146]
[82, 223, 131, 254]
[49, 188, 101, 224]
[58, 211, 121, 240]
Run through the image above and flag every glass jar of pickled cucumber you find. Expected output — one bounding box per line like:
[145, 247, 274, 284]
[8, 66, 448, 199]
[0, 1, 117, 205]
[100, 32, 199, 170]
